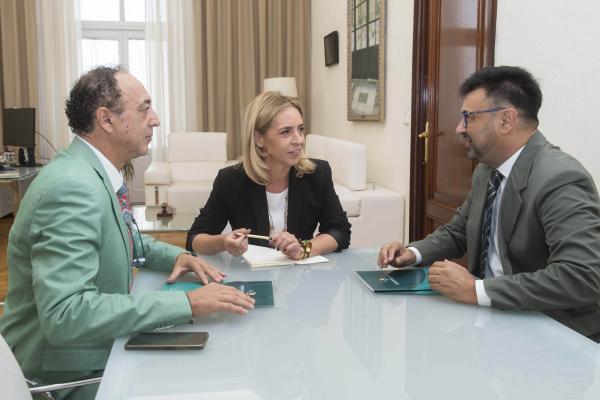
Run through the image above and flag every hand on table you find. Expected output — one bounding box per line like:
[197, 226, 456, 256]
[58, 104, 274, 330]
[187, 283, 255, 316]
[428, 259, 477, 304]
[168, 253, 226, 285]
[377, 241, 417, 268]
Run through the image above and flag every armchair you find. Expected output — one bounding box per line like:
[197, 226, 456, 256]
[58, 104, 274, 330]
[0, 333, 101, 399]
[305, 134, 405, 247]
[144, 132, 229, 209]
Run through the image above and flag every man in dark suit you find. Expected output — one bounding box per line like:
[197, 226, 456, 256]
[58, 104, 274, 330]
[378, 66, 600, 340]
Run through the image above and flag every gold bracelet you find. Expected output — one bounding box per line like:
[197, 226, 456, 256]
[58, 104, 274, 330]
[300, 240, 312, 259]
[298, 247, 307, 260]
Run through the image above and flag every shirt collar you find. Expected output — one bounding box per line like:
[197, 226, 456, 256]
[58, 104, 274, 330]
[496, 145, 525, 179]
[76, 136, 124, 193]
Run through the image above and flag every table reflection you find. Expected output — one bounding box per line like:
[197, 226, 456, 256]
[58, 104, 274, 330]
[98, 249, 600, 400]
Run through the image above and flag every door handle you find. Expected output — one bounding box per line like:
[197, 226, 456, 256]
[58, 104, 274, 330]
[418, 121, 429, 165]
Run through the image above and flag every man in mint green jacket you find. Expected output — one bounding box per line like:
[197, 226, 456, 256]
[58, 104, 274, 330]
[0, 66, 254, 399]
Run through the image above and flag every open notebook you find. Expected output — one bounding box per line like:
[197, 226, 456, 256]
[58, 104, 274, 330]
[242, 244, 329, 269]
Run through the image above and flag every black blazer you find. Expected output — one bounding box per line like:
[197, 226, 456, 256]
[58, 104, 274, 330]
[186, 159, 351, 250]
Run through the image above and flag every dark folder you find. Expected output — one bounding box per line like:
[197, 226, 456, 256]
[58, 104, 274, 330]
[355, 268, 436, 294]
[161, 280, 275, 306]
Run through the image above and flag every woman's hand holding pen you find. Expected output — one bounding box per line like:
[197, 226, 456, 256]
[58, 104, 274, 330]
[271, 231, 303, 260]
[224, 228, 251, 257]
[223, 229, 303, 260]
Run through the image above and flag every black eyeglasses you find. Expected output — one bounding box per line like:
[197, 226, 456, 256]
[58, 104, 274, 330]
[461, 107, 506, 129]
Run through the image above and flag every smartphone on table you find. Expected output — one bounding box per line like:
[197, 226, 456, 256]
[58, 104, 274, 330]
[124, 331, 209, 350]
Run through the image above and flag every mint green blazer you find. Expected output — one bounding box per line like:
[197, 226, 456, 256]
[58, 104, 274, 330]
[0, 138, 192, 387]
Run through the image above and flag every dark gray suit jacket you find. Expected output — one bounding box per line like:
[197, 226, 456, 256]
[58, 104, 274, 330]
[410, 131, 600, 339]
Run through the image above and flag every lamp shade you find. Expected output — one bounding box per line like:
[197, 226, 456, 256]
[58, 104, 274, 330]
[263, 77, 298, 97]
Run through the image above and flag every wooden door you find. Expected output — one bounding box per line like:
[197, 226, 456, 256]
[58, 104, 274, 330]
[410, 0, 496, 243]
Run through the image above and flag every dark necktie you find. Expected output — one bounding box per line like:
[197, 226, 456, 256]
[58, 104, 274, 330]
[479, 169, 504, 278]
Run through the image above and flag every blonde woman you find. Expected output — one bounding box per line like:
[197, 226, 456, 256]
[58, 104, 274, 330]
[187, 91, 351, 260]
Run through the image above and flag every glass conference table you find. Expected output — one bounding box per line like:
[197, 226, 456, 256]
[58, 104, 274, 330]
[97, 248, 600, 400]
[0, 165, 43, 212]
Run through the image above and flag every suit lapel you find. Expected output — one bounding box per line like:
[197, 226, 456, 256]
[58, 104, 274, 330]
[497, 131, 547, 273]
[68, 139, 132, 263]
[468, 165, 492, 272]
[499, 131, 546, 244]
[287, 169, 301, 236]
[248, 179, 270, 237]
[498, 180, 523, 245]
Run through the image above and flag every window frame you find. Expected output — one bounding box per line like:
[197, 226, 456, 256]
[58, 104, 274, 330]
[79, 2, 145, 72]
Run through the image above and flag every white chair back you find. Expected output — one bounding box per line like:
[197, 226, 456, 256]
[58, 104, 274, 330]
[167, 132, 227, 162]
[305, 134, 367, 191]
[0, 334, 32, 399]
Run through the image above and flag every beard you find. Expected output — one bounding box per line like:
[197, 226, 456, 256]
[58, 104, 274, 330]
[462, 133, 481, 160]
[467, 145, 481, 160]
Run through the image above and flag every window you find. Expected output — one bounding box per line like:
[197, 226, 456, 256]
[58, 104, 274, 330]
[351, 0, 380, 51]
[79, 0, 147, 88]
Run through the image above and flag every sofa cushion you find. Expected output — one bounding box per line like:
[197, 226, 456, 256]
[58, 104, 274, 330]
[168, 182, 214, 207]
[167, 132, 227, 162]
[305, 134, 367, 190]
[144, 162, 171, 185]
[170, 161, 225, 182]
[333, 183, 361, 217]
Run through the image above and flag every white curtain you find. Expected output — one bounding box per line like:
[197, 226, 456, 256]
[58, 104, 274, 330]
[145, 0, 197, 163]
[145, 0, 169, 162]
[167, 0, 198, 133]
[35, 0, 80, 155]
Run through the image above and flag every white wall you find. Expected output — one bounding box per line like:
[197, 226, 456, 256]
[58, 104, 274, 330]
[310, 0, 414, 195]
[311, 0, 600, 243]
[495, 0, 600, 184]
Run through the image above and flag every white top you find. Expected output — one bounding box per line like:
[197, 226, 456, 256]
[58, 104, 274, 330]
[266, 188, 288, 235]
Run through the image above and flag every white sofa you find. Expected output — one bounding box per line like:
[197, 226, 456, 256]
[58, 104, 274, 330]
[144, 132, 229, 208]
[144, 131, 404, 248]
[305, 134, 404, 248]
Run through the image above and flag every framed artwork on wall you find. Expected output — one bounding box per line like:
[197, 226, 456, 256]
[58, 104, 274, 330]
[347, 0, 385, 121]
[324, 31, 339, 66]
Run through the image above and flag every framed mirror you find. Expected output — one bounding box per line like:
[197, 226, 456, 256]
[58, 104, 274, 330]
[347, 0, 385, 121]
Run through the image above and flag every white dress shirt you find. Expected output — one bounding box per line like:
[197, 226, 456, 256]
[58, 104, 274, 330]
[77, 136, 123, 193]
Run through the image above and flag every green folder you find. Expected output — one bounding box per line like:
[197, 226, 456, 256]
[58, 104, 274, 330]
[355, 268, 437, 294]
[161, 280, 274, 306]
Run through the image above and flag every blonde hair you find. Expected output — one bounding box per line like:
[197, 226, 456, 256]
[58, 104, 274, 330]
[242, 91, 315, 185]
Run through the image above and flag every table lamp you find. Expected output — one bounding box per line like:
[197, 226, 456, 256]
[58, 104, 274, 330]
[263, 77, 298, 97]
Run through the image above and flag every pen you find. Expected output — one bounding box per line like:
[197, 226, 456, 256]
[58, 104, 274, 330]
[245, 234, 272, 241]
[387, 274, 400, 285]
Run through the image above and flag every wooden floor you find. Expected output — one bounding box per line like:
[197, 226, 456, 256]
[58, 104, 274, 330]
[0, 213, 186, 317]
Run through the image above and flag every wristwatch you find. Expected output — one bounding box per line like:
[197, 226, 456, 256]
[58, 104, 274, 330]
[300, 240, 312, 259]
